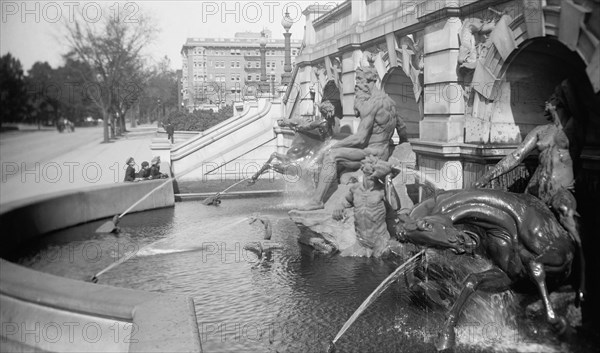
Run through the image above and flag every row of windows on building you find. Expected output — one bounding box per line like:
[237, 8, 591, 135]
[190, 48, 298, 57]
[186, 73, 278, 82]
[189, 61, 281, 69]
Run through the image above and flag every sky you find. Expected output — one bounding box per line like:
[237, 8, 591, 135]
[1, 0, 343, 72]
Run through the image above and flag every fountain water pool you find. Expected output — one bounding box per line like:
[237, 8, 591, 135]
[13, 196, 596, 353]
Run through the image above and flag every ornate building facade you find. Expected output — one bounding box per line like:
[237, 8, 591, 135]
[287, 0, 599, 190]
[180, 30, 302, 110]
[285, 0, 600, 317]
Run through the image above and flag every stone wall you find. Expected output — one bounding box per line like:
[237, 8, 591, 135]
[0, 179, 175, 257]
[169, 98, 283, 182]
[1, 259, 201, 352]
[0, 180, 202, 352]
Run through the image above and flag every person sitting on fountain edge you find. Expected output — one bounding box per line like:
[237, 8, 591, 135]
[298, 65, 407, 211]
[148, 156, 168, 179]
[135, 161, 150, 180]
[124, 157, 136, 182]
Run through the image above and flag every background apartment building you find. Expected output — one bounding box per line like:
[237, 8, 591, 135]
[180, 29, 302, 111]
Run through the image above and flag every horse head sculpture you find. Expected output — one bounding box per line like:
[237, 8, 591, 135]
[396, 213, 479, 255]
[392, 188, 579, 351]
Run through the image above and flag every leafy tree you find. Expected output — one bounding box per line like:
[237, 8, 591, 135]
[55, 59, 101, 124]
[24, 59, 101, 128]
[139, 56, 178, 124]
[64, 9, 157, 142]
[0, 53, 30, 125]
[26, 62, 61, 127]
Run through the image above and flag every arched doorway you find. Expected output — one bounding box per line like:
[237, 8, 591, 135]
[500, 38, 596, 138]
[492, 37, 600, 321]
[382, 67, 422, 139]
[497, 37, 600, 168]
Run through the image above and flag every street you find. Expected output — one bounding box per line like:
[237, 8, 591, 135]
[0, 126, 103, 175]
[0, 125, 157, 205]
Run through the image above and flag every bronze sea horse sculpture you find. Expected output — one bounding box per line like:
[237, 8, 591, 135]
[247, 99, 339, 185]
[394, 188, 583, 351]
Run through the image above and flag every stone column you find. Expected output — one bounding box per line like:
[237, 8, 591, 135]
[412, 17, 466, 190]
[302, 6, 317, 46]
[259, 43, 268, 93]
[351, 0, 366, 23]
[298, 65, 316, 120]
[421, 17, 464, 143]
[282, 32, 292, 85]
[339, 47, 362, 133]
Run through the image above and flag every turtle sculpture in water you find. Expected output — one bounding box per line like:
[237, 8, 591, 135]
[202, 193, 221, 206]
[394, 188, 583, 351]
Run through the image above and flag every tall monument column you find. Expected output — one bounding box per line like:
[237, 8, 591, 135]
[259, 31, 268, 95]
[281, 10, 293, 86]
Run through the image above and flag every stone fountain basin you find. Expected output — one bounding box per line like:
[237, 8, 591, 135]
[0, 180, 202, 352]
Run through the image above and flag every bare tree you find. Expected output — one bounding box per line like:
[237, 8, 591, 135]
[202, 81, 228, 107]
[64, 10, 157, 142]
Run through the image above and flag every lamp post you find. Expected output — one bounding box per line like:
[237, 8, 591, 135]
[309, 86, 316, 116]
[259, 30, 268, 96]
[281, 9, 293, 86]
[270, 70, 275, 99]
[156, 98, 163, 124]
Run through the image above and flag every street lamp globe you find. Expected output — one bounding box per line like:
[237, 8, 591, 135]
[259, 31, 267, 47]
[281, 10, 293, 33]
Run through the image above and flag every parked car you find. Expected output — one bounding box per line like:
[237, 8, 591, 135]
[79, 117, 99, 127]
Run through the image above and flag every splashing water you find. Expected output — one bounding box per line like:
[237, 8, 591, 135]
[391, 249, 566, 352]
[281, 140, 338, 207]
[328, 250, 425, 352]
[203, 178, 252, 205]
[307, 139, 336, 170]
[90, 217, 248, 282]
[220, 178, 252, 194]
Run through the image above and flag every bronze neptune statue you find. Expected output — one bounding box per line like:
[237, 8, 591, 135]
[299, 66, 407, 210]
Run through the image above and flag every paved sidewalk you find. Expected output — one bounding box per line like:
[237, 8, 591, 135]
[0, 124, 159, 205]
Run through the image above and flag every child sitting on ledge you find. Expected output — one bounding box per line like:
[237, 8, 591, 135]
[148, 156, 169, 179]
[124, 157, 136, 182]
[136, 161, 150, 180]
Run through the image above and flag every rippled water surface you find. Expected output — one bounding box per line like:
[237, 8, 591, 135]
[17, 196, 598, 353]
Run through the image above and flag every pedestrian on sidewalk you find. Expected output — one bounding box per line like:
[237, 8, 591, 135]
[163, 122, 175, 144]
